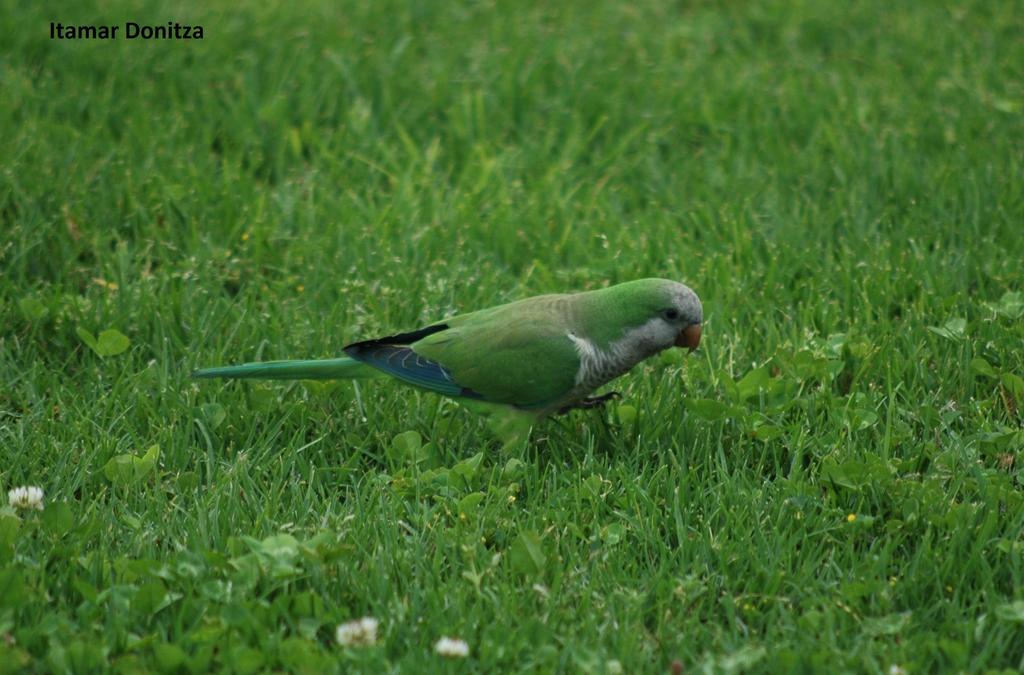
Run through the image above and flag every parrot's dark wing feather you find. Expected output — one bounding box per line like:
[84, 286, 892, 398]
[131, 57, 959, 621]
[344, 325, 484, 400]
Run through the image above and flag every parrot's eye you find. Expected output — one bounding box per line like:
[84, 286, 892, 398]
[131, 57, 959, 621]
[662, 309, 679, 321]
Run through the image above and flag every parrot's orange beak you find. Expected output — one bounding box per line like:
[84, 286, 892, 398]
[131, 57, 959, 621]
[676, 324, 702, 352]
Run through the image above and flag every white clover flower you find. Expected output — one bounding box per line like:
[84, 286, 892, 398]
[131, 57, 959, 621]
[8, 486, 44, 511]
[888, 666, 906, 675]
[434, 636, 470, 658]
[335, 617, 379, 647]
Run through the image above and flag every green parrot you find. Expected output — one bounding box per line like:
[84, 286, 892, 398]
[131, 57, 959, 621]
[194, 278, 702, 436]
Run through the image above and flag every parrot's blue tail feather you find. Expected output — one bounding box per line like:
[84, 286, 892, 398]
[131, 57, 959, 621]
[192, 357, 379, 381]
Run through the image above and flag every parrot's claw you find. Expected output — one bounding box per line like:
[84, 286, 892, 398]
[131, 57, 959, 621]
[557, 391, 621, 415]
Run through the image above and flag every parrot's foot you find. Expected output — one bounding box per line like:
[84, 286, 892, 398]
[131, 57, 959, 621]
[557, 391, 621, 415]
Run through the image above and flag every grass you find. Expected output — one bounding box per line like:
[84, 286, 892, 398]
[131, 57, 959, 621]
[2, 0, 1023, 671]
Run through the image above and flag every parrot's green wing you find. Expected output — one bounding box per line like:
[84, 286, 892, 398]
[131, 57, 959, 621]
[410, 298, 581, 410]
[343, 296, 581, 410]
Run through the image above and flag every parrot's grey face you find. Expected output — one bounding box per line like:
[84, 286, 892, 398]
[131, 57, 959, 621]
[614, 282, 703, 360]
[660, 282, 703, 351]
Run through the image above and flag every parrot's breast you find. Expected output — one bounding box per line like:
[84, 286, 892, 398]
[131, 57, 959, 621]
[566, 334, 642, 393]
[565, 318, 676, 397]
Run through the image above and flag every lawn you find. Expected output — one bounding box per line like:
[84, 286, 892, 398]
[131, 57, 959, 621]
[2, 0, 1023, 672]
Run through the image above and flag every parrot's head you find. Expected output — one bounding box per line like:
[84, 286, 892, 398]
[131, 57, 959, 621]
[657, 280, 703, 352]
[604, 279, 703, 356]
